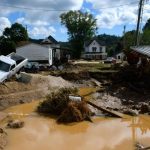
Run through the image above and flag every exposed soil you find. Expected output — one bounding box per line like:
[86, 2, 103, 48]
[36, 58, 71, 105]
[0, 128, 7, 150]
[0, 73, 72, 110]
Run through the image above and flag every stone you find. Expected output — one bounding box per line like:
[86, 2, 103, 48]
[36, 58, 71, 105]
[128, 100, 134, 105]
[140, 103, 150, 114]
[123, 109, 139, 116]
[7, 120, 24, 129]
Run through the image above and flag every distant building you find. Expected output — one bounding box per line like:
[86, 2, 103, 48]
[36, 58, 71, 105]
[82, 39, 107, 60]
[16, 43, 53, 65]
[16, 35, 70, 65]
[130, 46, 150, 57]
[41, 35, 61, 60]
[115, 52, 125, 61]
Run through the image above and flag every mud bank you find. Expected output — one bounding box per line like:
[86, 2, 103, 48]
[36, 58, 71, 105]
[0, 73, 72, 110]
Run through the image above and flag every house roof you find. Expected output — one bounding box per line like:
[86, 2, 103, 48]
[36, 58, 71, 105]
[130, 46, 150, 57]
[16, 42, 49, 50]
[84, 38, 106, 47]
[42, 35, 58, 44]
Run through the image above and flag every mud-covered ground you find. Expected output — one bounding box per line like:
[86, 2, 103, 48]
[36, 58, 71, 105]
[0, 62, 150, 118]
[0, 73, 73, 110]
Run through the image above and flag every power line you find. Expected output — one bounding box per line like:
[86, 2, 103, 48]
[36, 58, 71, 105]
[0, 1, 139, 12]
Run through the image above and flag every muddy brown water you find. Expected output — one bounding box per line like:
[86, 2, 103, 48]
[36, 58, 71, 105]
[0, 88, 150, 150]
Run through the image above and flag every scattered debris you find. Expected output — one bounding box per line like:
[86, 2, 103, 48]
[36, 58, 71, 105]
[37, 87, 92, 123]
[122, 109, 139, 116]
[7, 120, 24, 129]
[140, 103, 150, 114]
[57, 101, 92, 123]
[85, 101, 126, 118]
[0, 128, 7, 150]
[136, 143, 150, 150]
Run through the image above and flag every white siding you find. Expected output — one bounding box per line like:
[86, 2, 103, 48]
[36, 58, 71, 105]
[88, 40, 100, 52]
[86, 40, 106, 53]
[16, 43, 50, 61]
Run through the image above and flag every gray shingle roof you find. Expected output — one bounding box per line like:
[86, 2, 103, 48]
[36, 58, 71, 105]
[84, 38, 106, 47]
[130, 46, 150, 57]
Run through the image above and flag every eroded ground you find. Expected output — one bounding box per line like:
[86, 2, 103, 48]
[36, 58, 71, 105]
[0, 62, 150, 150]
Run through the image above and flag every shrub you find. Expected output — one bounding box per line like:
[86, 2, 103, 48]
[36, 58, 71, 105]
[37, 87, 92, 123]
[37, 87, 78, 115]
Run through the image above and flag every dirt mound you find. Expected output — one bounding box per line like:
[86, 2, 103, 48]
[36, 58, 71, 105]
[0, 73, 72, 110]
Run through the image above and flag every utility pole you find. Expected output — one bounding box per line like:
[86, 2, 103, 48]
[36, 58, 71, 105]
[135, 0, 145, 46]
[123, 25, 126, 50]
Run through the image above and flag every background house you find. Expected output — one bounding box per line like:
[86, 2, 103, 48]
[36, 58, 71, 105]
[82, 39, 107, 60]
[115, 52, 125, 61]
[16, 43, 53, 65]
[41, 35, 61, 60]
[16, 35, 70, 65]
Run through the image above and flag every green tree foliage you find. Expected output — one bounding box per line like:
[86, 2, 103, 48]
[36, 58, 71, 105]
[141, 18, 150, 45]
[3, 23, 28, 43]
[143, 18, 150, 31]
[60, 10, 97, 58]
[97, 34, 121, 56]
[141, 29, 150, 45]
[0, 36, 16, 55]
[0, 23, 28, 55]
[123, 30, 136, 53]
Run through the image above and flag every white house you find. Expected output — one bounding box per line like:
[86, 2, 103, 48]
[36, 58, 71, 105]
[116, 52, 125, 61]
[16, 43, 53, 65]
[41, 36, 61, 60]
[82, 39, 107, 60]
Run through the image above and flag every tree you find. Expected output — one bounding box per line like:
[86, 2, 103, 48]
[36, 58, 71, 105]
[141, 29, 150, 45]
[60, 11, 97, 58]
[97, 34, 121, 56]
[3, 23, 28, 43]
[0, 23, 28, 55]
[123, 30, 136, 54]
[143, 18, 150, 31]
[0, 36, 16, 55]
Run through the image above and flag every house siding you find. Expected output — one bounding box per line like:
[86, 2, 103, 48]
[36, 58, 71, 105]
[16, 43, 51, 61]
[83, 40, 107, 60]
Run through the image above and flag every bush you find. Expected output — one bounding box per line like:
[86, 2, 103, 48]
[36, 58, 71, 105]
[37, 87, 92, 123]
[37, 87, 78, 115]
[57, 101, 91, 123]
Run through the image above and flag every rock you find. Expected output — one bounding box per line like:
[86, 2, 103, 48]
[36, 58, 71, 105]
[128, 100, 134, 105]
[122, 99, 127, 104]
[7, 120, 24, 129]
[123, 109, 139, 116]
[131, 105, 140, 110]
[140, 103, 150, 114]
[19, 100, 24, 104]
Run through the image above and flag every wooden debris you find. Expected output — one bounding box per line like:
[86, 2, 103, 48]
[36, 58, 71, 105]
[85, 101, 129, 118]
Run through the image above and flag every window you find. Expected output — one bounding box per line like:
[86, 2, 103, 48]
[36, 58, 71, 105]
[0, 60, 11, 72]
[92, 47, 97, 52]
[99, 47, 102, 52]
[10, 64, 15, 71]
[118, 56, 121, 59]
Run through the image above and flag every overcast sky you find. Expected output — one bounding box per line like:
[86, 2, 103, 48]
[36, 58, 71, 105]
[0, 0, 150, 41]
